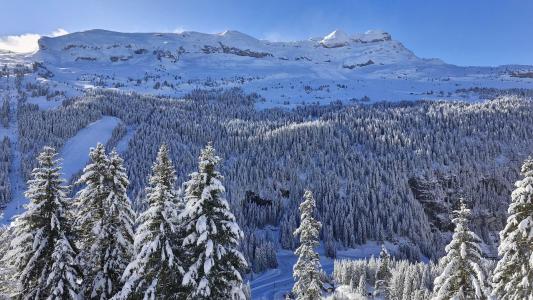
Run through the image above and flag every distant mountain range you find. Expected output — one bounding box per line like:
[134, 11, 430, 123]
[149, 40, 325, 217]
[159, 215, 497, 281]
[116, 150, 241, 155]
[10, 28, 530, 108]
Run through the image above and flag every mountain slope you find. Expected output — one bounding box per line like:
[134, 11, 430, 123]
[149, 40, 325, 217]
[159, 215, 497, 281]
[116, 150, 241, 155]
[30, 29, 533, 108]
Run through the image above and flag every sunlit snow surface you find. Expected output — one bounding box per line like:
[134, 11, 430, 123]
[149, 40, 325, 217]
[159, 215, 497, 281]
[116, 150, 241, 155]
[31, 29, 533, 109]
[59, 116, 120, 180]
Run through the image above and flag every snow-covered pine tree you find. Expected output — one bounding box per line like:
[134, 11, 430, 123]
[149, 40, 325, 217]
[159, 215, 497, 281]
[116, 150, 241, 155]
[74, 144, 135, 299]
[292, 190, 323, 300]
[4, 147, 81, 299]
[432, 199, 490, 300]
[0, 226, 17, 299]
[374, 245, 392, 299]
[492, 157, 533, 299]
[180, 143, 247, 299]
[46, 236, 82, 299]
[117, 144, 184, 299]
[356, 273, 367, 297]
[98, 149, 136, 297]
[74, 143, 109, 296]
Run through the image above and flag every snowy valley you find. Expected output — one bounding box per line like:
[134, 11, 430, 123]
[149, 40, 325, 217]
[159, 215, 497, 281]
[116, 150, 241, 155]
[0, 28, 533, 299]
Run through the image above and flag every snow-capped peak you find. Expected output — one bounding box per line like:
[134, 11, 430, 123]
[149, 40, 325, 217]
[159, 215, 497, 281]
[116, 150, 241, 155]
[218, 30, 253, 38]
[320, 30, 350, 48]
[217, 30, 261, 45]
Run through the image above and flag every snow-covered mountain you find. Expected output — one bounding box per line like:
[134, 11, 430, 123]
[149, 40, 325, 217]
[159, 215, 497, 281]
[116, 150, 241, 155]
[2, 28, 533, 299]
[29, 29, 533, 108]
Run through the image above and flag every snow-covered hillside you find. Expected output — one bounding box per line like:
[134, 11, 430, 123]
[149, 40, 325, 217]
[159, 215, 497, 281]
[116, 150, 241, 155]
[2, 28, 533, 300]
[29, 29, 533, 108]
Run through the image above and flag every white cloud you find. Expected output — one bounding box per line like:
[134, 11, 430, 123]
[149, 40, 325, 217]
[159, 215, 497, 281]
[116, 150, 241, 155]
[0, 33, 41, 53]
[50, 28, 69, 37]
[262, 32, 291, 42]
[0, 28, 69, 53]
[173, 26, 187, 34]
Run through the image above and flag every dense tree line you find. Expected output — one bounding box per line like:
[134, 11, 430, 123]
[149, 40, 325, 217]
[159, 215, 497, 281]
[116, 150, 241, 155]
[330, 157, 533, 299]
[1, 97, 9, 128]
[0, 143, 248, 299]
[0, 69, 532, 298]
[333, 253, 440, 299]
[0, 137, 11, 208]
[9, 87, 533, 266]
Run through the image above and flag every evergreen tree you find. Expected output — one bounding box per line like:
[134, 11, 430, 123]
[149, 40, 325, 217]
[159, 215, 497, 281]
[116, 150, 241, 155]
[0, 226, 17, 298]
[180, 143, 247, 299]
[46, 237, 82, 299]
[432, 199, 490, 300]
[5, 147, 81, 299]
[1, 97, 9, 128]
[117, 144, 184, 299]
[74, 144, 135, 299]
[492, 157, 533, 299]
[374, 245, 392, 299]
[356, 273, 367, 297]
[292, 190, 323, 300]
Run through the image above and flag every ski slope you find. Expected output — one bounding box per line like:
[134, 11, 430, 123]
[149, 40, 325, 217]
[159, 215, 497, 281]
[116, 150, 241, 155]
[1, 116, 119, 224]
[59, 116, 120, 180]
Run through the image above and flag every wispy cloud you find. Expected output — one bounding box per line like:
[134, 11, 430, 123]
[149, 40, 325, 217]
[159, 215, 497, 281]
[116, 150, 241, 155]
[262, 32, 297, 42]
[0, 28, 69, 53]
[173, 26, 187, 34]
[50, 28, 69, 37]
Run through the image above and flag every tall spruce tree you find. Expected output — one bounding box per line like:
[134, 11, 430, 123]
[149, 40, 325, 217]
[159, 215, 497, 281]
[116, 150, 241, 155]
[5, 147, 81, 299]
[356, 273, 367, 297]
[180, 143, 247, 299]
[492, 157, 533, 299]
[374, 245, 392, 299]
[117, 144, 185, 299]
[432, 199, 490, 300]
[0, 226, 17, 298]
[292, 190, 323, 300]
[74, 144, 135, 299]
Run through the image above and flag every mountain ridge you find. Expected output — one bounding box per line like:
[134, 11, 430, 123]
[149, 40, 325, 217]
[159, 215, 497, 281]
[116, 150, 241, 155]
[9, 28, 533, 108]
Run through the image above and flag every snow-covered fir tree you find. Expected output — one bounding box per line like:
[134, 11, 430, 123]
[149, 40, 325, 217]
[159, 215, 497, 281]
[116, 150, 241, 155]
[356, 272, 367, 297]
[180, 143, 248, 299]
[0, 226, 17, 298]
[333, 255, 440, 300]
[117, 144, 185, 299]
[374, 245, 392, 299]
[74, 144, 135, 299]
[432, 199, 490, 300]
[46, 236, 82, 299]
[292, 190, 323, 300]
[4, 147, 81, 299]
[492, 157, 533, 300]
[1, 96, 9, 128]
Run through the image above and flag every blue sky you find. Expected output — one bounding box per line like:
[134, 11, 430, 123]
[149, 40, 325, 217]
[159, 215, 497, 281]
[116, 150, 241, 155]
[1, 0, 532, 66]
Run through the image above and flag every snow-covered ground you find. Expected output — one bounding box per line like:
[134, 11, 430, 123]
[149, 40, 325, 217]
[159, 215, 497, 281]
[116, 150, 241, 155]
[115, 126, 136, 153]
[59, 116, 120, 180]
[26, 29, 533, 109]
[250, 241, 397, 299]
[26, 96, 63, 110]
